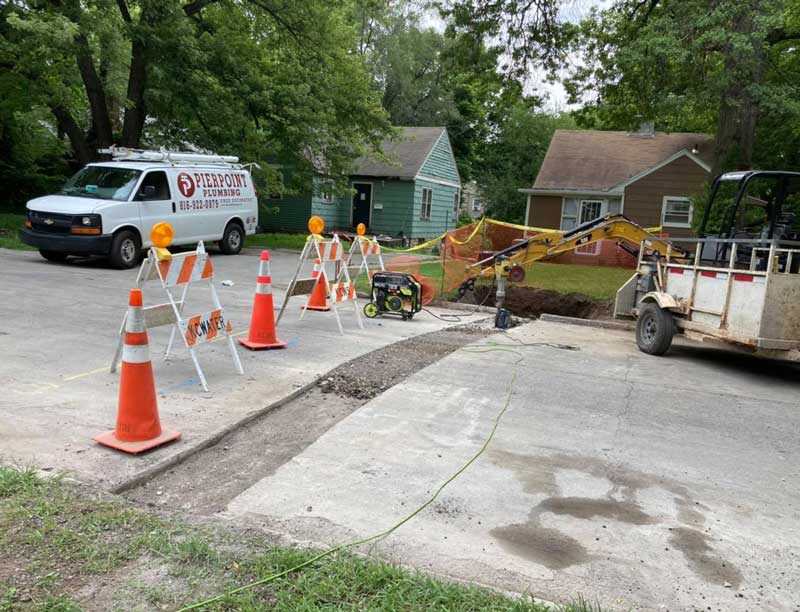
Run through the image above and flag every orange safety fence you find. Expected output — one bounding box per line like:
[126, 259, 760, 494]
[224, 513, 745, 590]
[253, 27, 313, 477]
[376, 219, 553, 304]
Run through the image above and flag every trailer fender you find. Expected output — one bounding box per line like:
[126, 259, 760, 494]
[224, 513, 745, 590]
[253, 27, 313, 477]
[640, 291, 681, 311]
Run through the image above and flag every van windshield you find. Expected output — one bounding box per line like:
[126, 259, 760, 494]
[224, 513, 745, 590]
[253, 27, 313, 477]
[60, 166, 141, 201]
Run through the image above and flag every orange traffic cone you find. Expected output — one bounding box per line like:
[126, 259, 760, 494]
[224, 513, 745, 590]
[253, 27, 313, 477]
[95, 289, 181, 454]
[239, 251, 287, 350]
[304, 257, 330, 311]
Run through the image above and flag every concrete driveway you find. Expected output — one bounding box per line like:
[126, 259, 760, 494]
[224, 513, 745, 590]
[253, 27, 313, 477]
[0, 247, 471, 488]
[226, 321, 800, 612]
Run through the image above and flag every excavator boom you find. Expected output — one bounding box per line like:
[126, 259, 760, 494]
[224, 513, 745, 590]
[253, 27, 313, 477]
[469, 214, 684, 279]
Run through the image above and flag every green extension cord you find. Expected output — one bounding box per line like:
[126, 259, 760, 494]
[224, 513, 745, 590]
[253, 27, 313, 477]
[177, 369, 519, 611]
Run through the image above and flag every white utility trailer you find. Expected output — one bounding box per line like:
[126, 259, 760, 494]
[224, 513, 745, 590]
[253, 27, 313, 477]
[615, 237, 800, 356]
[615, 169, 800, 357]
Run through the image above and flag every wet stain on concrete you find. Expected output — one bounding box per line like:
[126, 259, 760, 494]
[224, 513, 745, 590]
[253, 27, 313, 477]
[538, 496, 656, 525]
[488, 449, 693, 505]
[487, 449, 558, 495]
[669, 527, 743, 588]
[491, 523, 589, 570]
[675, 497, 706, 527]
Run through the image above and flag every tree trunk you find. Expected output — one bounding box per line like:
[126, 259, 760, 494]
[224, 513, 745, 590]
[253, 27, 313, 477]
[51, 105, 92, 166]
[710, 2, 765, 178]
[75, 33, 114, 154]
[120, 37, 147, 148]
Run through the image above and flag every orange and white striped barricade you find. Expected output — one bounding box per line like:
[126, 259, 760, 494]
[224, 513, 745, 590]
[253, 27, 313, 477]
[277, 234, 363, 335]
[347, 235, 385, 280]
[110, 241, 243, 391]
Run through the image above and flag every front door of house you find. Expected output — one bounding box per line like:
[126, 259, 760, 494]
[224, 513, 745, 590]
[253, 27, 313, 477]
[352, 183, 372, 229]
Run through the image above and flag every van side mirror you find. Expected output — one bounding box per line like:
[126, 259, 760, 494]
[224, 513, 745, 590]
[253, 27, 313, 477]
[141, 185, 156, 199]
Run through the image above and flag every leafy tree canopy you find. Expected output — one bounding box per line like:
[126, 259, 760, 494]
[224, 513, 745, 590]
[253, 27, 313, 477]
[564, 0, 800, 176]
[0, 0, 393, 204]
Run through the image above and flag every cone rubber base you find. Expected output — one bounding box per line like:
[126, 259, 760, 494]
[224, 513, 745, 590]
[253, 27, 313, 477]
[94, 429, 181, 455]
[238, 337, 288, 350]
[302, 305, 330, 312]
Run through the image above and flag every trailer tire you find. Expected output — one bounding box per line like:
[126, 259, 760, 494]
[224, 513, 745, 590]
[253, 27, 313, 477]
[636, 302, 674, 356]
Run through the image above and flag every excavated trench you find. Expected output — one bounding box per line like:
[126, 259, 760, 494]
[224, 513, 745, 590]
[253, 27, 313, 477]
[468, 285, 613, 320]
[124, 323, 494, 515]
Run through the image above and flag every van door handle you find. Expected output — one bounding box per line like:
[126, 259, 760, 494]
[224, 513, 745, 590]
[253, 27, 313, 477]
[171, 202, 176, 213]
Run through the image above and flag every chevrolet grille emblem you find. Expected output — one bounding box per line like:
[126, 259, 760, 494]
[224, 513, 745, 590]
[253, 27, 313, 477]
[43, 218, 55, 225]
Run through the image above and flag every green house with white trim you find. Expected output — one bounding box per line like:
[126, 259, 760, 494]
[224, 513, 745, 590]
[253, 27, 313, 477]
[262, 127, 461, 240]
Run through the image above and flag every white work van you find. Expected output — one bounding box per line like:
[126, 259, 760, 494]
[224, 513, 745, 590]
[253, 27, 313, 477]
[19, 148, 258, 268]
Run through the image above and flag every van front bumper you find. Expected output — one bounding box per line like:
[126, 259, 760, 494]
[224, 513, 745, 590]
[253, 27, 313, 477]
[18, 228, 113, 255]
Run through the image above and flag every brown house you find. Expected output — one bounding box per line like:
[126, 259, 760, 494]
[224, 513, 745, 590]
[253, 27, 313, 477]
[521, 127, 714, 250]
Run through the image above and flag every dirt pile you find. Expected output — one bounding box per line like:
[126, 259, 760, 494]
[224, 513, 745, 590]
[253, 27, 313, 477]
[468, 285, 612, 320]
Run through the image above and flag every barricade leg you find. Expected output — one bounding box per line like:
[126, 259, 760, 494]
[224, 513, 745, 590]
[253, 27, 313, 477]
[189, 347, 209, 392]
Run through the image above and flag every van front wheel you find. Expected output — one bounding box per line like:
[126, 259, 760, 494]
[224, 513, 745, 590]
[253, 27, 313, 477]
[109, 230, 141, 269]
[219, 222, 244, 255]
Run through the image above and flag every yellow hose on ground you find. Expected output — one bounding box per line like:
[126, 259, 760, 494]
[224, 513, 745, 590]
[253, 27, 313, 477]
[176, 368, 520, 611]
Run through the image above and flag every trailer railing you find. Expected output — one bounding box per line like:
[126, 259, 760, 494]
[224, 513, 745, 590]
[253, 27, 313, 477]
[658, 237, 800, 275]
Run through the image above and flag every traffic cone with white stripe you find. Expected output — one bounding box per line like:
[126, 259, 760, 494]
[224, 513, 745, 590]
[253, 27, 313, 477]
[239, 251, 287, 350]
[95, 289, 181, 454]
[305, 257, 330, 311]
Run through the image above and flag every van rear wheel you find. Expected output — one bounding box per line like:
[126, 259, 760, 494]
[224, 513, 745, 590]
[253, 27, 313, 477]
[219, 222, 244, 255]
[636, 302, 674, 356]
[109, 230, 141, 269]
[39, 249, 69, 263]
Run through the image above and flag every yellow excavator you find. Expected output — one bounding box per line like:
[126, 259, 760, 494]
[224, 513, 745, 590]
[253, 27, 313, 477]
[459, 213, 685, 328]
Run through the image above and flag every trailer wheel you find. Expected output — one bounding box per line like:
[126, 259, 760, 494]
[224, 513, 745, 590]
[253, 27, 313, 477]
[636, 302, 674, 356]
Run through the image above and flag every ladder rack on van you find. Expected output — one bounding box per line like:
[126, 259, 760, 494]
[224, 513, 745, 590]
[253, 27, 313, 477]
[98, 147, 240, 166]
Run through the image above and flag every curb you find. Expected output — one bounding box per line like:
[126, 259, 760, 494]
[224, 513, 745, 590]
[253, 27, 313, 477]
[539, 313, 635, 331]
[109, 376, 322, 494]
[429, 299, 496, 314]
[241, 247, 302, 256]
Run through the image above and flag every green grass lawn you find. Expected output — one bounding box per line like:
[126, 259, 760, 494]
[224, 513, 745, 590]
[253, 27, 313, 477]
[355, 260, 632, 303]
[0, 213, 33, 250]
[518, 262, 635, 301]
[245, 232, 310, 251]
[0, 466, 600, 612]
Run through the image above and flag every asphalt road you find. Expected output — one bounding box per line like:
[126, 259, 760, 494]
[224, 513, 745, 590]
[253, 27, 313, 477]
[0, 246, 470, 487]
[227, 321, 800, 612]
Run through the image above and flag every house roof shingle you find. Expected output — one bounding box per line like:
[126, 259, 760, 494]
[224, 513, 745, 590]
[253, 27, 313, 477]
[532, 129, 714, 192]
[353, 126, 445, 179]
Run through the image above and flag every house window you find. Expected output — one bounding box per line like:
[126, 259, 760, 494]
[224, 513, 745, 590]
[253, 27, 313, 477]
[420, 188, 432, 220]
[453, 190, 460, 214]
[662, 196, 693, 228]
[561, 198, 610, 230]
[579, 200, 603, 224]
[575, 242, 600, 256]
[472, 198, 481, 212]
[321, 180, 334, 204]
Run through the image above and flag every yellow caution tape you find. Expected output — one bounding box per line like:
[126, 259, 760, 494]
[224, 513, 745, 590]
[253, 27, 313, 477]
[444, 218, 486, 245]
[484, 218, 560, 234]
[346, 217, 662, 255]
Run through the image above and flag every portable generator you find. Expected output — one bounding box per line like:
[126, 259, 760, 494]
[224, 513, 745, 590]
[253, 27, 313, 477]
[363, 272, 423, 320]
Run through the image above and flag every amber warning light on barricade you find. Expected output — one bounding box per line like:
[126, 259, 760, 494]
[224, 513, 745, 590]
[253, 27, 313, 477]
[308, 216, 324, 235]
[356, 223, 366, 236]
[151, 222, 174, 248]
